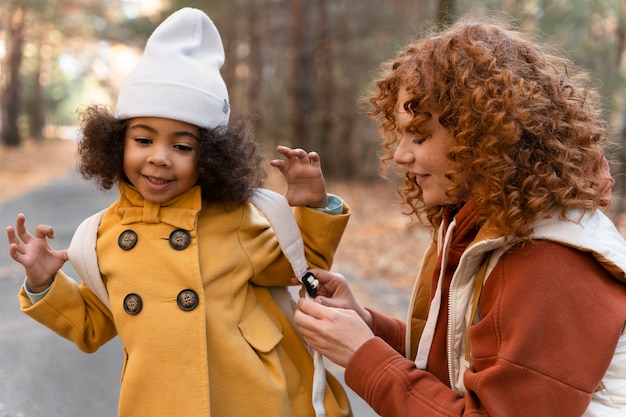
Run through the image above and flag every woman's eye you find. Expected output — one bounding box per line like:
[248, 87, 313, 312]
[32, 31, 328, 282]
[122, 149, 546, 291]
[413, 137, 427, 145]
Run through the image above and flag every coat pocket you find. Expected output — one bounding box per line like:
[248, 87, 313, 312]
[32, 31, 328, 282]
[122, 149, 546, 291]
[120, 347, 129, 384]
[238, 302, 283, 353]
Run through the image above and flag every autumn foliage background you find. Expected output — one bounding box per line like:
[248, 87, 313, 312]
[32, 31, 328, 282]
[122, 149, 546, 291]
[2, 0, 626, 316]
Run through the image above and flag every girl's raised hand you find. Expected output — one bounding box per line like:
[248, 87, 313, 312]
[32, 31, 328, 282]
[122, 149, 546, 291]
[270, 145, 328, 208]
[6, 213, 68, 293]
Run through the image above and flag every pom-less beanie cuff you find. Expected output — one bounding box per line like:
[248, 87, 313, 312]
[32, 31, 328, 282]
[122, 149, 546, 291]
[116, 80, 230, 129]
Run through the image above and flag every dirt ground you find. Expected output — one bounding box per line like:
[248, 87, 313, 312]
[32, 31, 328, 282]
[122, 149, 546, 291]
[0, 138, 431, 289]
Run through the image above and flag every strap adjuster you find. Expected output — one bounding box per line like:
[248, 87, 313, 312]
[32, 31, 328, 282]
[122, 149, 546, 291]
[301, 271, 319, 298]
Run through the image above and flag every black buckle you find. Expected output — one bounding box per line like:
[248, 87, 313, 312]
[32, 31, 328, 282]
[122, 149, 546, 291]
[301, 272, 319, 298]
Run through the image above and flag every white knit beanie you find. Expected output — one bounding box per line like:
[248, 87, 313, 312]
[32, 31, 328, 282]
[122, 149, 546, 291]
[115, 8, 230, 128]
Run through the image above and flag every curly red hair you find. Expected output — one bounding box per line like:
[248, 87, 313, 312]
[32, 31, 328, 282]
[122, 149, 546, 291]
[369, 19, 612, 239]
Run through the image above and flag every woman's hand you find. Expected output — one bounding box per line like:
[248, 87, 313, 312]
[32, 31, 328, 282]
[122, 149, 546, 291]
[6, 213, 67, 293]
[292, 269, 375, 367]
[293, 268, 373, 327]
[294, 298, 375, 367]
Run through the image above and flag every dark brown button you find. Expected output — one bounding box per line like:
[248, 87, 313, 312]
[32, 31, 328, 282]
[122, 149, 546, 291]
[177, 289, 198, 311]
[169, 229, 190, 250]
[123, 293, 142, 315]
[118, 230, 138, 250]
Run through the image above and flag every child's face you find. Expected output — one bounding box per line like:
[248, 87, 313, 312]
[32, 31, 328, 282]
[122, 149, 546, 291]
[123, 117, 200, 204]
[393, 88, 455, 206]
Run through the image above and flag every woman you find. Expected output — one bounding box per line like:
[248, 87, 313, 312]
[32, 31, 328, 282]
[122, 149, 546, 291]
[293, 19, 626, 417]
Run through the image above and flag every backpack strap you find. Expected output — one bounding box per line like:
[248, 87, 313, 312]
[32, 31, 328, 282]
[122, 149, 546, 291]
[249, 188, 327, 417]
[67, 209, 109, 310]
[249, 188, 309, 278]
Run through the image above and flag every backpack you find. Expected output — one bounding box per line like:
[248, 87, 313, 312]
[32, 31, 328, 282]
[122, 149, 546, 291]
[68, 188, 333, 417]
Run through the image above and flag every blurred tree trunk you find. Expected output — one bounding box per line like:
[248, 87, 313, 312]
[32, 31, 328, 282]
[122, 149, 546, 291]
[320, 0, 357, 179]
[315, 0, 333, 163]
[30, 33, 46, 141]
[247, 0, 262, 130]
[289, 0, 314, 151]
[1, 5, 26, 147]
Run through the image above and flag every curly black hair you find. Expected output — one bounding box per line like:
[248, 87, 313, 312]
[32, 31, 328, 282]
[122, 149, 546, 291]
[76, 105, 267, 206]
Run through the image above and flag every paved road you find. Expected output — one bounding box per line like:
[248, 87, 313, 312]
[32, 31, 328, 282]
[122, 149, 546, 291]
[0, 174, 121, 417]
[0, 173, 409, 417]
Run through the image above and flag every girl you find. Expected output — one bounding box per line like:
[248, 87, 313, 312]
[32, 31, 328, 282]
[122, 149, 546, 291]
[6, 8, 351, 417]
[293, 19, 626, 416]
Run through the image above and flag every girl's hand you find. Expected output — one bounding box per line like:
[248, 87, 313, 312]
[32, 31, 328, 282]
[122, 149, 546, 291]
[6, 213, 68, 293]
[270, 145, 328, 208]
[294, 298, 375, 367]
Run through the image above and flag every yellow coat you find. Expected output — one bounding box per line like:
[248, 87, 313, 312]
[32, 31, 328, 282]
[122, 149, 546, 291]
[19, 183, 352, 417]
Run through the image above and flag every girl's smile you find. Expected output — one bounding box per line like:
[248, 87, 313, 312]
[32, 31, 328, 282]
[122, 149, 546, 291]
[123, 117, 200, 204]
[143, 175, 174, 191]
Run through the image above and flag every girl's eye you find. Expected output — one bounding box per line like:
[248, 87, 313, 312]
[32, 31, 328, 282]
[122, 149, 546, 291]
[174, 144, 194, 152]
[135, 137, 152, 145]
[413, 137, 427, 145]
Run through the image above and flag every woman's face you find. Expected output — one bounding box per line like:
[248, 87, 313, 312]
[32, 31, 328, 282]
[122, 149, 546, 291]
[393, 88, 455, 206]
[123, 117, 199, 204]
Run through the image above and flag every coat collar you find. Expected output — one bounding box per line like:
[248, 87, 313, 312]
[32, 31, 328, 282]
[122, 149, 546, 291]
[114, 181, 202, 230]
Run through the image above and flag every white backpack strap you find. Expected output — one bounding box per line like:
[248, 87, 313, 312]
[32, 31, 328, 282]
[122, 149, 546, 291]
[67, 209, 110, 311]
[250, 188, 327, 417]
[249, 188, 309, 277]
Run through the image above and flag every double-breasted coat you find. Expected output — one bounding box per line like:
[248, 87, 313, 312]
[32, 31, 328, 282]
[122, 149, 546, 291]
[19, 182, 352, 417]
